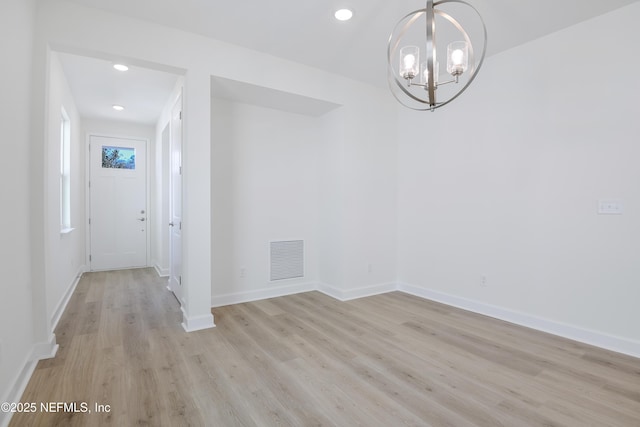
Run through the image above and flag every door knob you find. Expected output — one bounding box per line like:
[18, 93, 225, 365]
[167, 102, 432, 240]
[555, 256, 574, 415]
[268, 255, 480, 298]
[137, 218, 146, 222]
[169, 222, 174, 227]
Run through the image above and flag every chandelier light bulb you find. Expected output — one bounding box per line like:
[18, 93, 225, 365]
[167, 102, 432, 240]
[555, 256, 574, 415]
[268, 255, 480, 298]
[451, 49, 464, 65]
[404, 54, 416, 68]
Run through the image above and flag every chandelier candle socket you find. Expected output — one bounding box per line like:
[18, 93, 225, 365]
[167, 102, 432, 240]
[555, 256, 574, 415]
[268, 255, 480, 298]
[421, 60, 439, 86]
[388, 0, 487, 111]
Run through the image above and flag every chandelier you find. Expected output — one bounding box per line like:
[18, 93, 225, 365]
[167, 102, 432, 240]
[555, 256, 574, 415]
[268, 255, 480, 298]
[387, 0, 487, 111]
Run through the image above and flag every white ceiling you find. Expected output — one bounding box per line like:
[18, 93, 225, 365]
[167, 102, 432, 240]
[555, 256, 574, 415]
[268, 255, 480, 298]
[57, 52, 179, 124]
[57, 0, 637, 123]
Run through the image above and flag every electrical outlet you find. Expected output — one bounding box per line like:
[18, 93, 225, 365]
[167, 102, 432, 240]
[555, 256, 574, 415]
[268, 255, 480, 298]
[480, 275, 487, 287]
[240, 268, 246, 278]
[367, 263, 373, 273]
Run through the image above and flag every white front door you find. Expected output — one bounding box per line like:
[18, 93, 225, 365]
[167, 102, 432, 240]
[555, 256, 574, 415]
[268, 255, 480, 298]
[89, 135, 147, 271]
[168, 96, 183, 302]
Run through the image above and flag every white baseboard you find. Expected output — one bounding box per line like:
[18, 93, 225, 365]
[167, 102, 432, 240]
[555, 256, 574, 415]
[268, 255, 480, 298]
[398, 282, 640, 359]
[211, 281, 318, 307]
[153, 263, 169, 277]
[318, 281, 397, 302]
[0, 359, 38, 427]
[51, 266, 85, 331]
[206, 279, 640, 358]
[0, 333, 59, 427]
[181, 306, 216, 332]
[30, 332, 59, 361]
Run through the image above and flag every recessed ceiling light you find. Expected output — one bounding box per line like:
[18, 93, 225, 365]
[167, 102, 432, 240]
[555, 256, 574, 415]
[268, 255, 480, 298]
[112, 105, 125, 111]
[113, 64, 129, 72]
[334, 9, 353, 21]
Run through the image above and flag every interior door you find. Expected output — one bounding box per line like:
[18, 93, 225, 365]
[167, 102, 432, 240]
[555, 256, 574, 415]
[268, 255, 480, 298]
[89, 135, 147, 270]
[168, 95, 183, 302]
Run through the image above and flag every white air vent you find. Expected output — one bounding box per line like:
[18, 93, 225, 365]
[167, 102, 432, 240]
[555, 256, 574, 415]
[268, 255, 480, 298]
[270, 240, 304, 281]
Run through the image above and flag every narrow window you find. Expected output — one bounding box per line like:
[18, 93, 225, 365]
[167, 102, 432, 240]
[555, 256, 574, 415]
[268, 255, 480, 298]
[60, 109, 71, 231]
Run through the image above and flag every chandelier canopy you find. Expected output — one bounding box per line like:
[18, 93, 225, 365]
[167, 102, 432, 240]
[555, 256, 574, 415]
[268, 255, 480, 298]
[387, 0, 487, 111]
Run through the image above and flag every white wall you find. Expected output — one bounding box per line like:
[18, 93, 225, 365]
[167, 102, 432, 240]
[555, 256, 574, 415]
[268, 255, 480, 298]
[0, 0, 37, 423]
[210, 82, 399, 305]
[83, 118, 156, 141]
[211, 99, 321, 304]
[397, 3, 640, 353]
[44, 52, 85, 327]
[318, 92, 399, 299]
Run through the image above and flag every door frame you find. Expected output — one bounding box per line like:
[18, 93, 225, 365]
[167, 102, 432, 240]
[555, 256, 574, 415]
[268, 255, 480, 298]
[85, 132, 151, 270]
[168, 93, 183, 304]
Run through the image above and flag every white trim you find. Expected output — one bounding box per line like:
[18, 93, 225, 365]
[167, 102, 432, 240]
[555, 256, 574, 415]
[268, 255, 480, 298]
[30, 333, 59, 361]
[181, 306, 215, 332]
[0, 360, 37, 427]
[153, 262, 170, 277]
[84, 132, 91, 268]
[397, 282, 640, 359]
[51, 267, 85, 330]
[206, 279, 640, 358]
[0, 334, 59, 427]
[85, 133, 151, 271]
[211, 281, 317, 307]
[318, 281, 396, 302]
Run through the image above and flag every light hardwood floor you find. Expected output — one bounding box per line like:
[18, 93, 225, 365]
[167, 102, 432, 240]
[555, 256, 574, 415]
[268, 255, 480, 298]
[10, 268, 640, 426]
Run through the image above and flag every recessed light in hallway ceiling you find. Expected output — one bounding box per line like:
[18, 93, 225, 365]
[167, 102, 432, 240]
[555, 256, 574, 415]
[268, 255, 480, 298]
[334, 8, 353, 21]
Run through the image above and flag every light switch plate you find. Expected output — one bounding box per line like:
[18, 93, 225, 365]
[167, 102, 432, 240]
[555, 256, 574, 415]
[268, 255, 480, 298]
[598, 200, 623, 215]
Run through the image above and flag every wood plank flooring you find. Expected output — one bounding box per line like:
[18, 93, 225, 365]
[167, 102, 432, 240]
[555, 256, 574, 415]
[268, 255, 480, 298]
[10, 268, 640, 426]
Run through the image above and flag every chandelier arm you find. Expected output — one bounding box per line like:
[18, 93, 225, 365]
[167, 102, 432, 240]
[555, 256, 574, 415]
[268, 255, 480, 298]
[387, 78, 430, 110]
[431, 0, 487, 110]
[425, 0, 436, 107]
[387, 68, 431, 110]
[389, 70, 430, 107]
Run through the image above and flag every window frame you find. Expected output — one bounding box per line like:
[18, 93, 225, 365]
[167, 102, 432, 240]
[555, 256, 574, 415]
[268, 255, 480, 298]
[60, 108, 72, 233]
